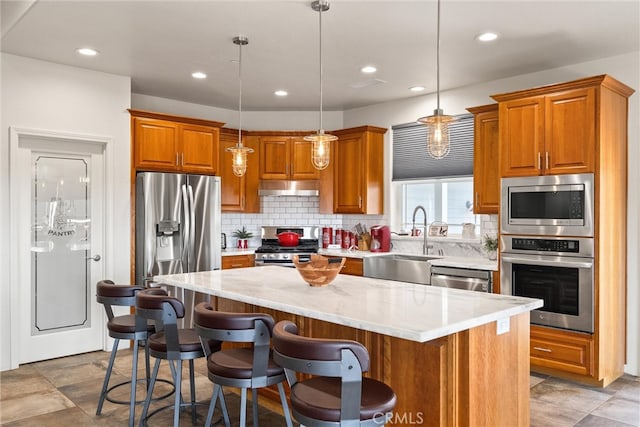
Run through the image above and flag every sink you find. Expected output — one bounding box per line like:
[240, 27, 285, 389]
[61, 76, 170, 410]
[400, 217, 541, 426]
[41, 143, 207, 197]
[363, 253, 442, 285]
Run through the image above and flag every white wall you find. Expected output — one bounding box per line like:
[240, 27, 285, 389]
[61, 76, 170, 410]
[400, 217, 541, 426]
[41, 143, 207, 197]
[132, 93, 343, 131]
[344, 51, 640, 376]
[0, 54, 131, 371]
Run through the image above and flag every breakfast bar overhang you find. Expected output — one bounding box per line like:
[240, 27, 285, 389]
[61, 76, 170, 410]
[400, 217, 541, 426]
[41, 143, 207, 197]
[155, 266, 543, 427]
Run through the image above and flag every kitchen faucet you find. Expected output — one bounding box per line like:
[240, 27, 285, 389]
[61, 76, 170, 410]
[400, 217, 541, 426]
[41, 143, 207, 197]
[412, 205, 429, 255]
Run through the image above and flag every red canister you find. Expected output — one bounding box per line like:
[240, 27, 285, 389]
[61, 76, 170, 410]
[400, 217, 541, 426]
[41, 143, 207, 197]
[335, 229, 342, 247]
[342, 229, 350, 249]
[322, 227, 333, 248]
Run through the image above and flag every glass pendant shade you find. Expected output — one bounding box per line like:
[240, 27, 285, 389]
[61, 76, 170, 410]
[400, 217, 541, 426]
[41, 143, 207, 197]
[418, 109, 456, 159]
[305, 130, 336, 170]
[226, 144, 254, 177]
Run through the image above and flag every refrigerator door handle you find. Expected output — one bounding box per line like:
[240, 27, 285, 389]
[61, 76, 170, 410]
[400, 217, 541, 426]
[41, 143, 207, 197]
[181, 184, 190, 264]
[187, 184, 196, 263]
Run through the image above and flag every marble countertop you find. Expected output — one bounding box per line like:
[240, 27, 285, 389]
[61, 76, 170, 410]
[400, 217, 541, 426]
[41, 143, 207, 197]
[221, 248, 256, 256]
[317, 248, 498, 271]
[155, 266, 541, 343]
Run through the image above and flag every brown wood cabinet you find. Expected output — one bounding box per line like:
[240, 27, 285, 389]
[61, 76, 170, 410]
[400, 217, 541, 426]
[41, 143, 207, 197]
[467, 104, 500, 214]
[129, 109, 223, 175]
[221, 254, 255, 270]
[493, 83, 598, 177]
[319, 126, 387, 214]
[256, 133, 319, 180]
[341, 257, 363, 276]
[219, 129, 260, 212]
[492, 75, 635, 386]
[530, 325, 594, 377]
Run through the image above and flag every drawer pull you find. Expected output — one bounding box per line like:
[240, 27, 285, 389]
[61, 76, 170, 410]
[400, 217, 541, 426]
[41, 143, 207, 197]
[231, 264, 243, 267]
[533, 346, 552, 353]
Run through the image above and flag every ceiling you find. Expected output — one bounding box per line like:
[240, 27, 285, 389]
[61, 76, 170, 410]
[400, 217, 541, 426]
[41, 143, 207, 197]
[2, 1, 638, 111]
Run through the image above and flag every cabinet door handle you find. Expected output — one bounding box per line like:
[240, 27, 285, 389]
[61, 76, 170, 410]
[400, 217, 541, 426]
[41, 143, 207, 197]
[545, 151, 549, 170]
[181, 152, 184, 166]
[176, 152, 179, 166]
[359, 196, 362, 208]
[475, 192, 479, 210]
[533, 346, 552, 353]
[537, 152, 542, 170]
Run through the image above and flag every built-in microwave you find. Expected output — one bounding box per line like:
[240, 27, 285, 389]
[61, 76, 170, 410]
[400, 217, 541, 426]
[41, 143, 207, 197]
[501, 173, 594, 237]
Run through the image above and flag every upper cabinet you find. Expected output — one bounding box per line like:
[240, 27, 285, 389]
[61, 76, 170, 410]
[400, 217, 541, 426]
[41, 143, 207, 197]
[256, 133, 319, 180]
[320, 126, 387, 214]
[467, 104, 499, 214]
[492, 77, 618, 177]
[220, 129, 260, 213]
[129, 109, 223, 175]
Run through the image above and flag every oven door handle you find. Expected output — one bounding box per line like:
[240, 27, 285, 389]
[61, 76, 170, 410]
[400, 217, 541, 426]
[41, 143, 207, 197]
[501, 254, 593, 269]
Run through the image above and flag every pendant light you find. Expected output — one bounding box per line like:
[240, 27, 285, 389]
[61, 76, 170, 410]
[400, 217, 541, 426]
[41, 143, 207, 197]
[305, 0, 337, 170]
[417, 0, 456, 159]
[226, 35, 254, 177]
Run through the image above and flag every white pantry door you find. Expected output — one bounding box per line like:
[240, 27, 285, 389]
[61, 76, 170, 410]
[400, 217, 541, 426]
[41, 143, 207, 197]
[10, 129, 108, 365]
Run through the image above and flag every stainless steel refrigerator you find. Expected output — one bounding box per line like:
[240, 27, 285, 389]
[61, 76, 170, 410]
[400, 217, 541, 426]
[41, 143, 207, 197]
[135, 172, 221, 324]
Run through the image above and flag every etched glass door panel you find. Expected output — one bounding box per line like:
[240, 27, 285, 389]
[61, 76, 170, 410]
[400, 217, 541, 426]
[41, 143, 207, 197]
[31, 155, 91, 334]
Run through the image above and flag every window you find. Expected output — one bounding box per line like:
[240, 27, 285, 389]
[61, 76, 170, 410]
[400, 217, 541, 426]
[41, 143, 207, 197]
[391, 115, 477, 235]
[397, 177, 478, 235]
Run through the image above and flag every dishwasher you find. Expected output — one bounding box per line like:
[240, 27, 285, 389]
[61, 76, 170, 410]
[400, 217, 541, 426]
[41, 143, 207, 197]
[430, 266, 492, 292]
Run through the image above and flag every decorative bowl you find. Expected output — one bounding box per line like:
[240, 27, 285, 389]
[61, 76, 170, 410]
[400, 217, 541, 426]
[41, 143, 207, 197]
[292, 254, 346, 287]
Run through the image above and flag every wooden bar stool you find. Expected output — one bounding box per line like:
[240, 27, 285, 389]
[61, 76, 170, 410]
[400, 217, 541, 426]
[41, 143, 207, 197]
[272, 320, 397, 427]
[194, 302, 293, 427]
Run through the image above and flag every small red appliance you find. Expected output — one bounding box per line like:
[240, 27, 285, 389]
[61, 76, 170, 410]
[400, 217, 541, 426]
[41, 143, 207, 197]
[370, 225, 391, 252]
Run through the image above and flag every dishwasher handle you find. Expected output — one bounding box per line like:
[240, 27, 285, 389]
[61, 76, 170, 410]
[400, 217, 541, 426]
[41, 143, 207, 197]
[430, 274, 491, 293]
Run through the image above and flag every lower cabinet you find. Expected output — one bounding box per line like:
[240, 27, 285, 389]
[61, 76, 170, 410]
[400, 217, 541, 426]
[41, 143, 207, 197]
[327, 256, 363, 276]
[530, 325, 594, 377]
[341, 257, 363, 276]
[221, 254, 255, 270]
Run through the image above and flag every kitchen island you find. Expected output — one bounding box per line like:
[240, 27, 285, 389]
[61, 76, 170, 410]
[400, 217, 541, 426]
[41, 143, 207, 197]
[155, 266, 542, 426]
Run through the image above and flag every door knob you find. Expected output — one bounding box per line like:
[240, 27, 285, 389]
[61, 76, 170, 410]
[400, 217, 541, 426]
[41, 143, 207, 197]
[86, 254, 101, 262]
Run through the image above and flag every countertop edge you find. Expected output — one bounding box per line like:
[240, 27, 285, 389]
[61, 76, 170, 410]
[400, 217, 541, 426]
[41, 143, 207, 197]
[156, 269, 540, 343]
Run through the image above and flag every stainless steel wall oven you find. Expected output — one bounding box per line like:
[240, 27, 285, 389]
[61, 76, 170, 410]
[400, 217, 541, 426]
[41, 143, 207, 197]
[500, 235, 594, 333]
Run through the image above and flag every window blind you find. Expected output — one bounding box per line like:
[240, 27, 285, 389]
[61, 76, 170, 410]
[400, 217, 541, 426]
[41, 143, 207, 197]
[392, 114, 474, 180]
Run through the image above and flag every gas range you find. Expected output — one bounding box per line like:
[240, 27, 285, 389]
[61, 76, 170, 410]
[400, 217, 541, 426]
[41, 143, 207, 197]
[254, 226, 319, 266]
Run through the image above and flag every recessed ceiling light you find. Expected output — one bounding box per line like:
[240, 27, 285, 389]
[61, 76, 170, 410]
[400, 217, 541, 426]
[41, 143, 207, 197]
[361, 65, 377, 74]
[476, 32, 498, 42]
[274, 90, 288, 97]
[410, 86, 425, 92]
[191, 71, 207, 79]
[76, 47, 98, 56]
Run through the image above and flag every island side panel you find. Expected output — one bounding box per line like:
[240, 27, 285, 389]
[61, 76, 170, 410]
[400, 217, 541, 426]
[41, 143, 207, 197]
[456, 312, 530, 426]
[385, 335, 453, 426]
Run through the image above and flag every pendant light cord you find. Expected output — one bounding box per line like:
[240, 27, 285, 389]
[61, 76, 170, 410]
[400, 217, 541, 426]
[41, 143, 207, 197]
[238, 41, 243, 147]
[318, 1, 324, 132]
[436, 0, 441, 112]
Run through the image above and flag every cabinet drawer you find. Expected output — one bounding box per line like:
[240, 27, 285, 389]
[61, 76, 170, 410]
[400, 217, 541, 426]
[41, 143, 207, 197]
[530, 327, 593, 376]
[340, 258, 363, 276]
[222, 254, 255, 269]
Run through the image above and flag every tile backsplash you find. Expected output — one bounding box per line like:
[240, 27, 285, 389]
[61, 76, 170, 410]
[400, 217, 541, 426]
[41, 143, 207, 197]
[221, 195, 498, 255]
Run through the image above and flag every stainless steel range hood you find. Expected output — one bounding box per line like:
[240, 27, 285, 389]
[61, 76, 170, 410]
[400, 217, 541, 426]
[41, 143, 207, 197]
[258, 180, 319, 196]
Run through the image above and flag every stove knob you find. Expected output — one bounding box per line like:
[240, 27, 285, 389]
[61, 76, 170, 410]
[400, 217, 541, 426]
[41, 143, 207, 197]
[267, 254, 275, 259]
[282, 254, 290, 260]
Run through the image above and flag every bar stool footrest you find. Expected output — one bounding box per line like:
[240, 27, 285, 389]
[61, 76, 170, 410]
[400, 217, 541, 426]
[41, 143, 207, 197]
[105, 378, 175, 406]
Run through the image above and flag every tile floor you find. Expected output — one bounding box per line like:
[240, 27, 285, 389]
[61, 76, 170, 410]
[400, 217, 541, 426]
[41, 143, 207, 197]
[1, 349, 638, 426]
